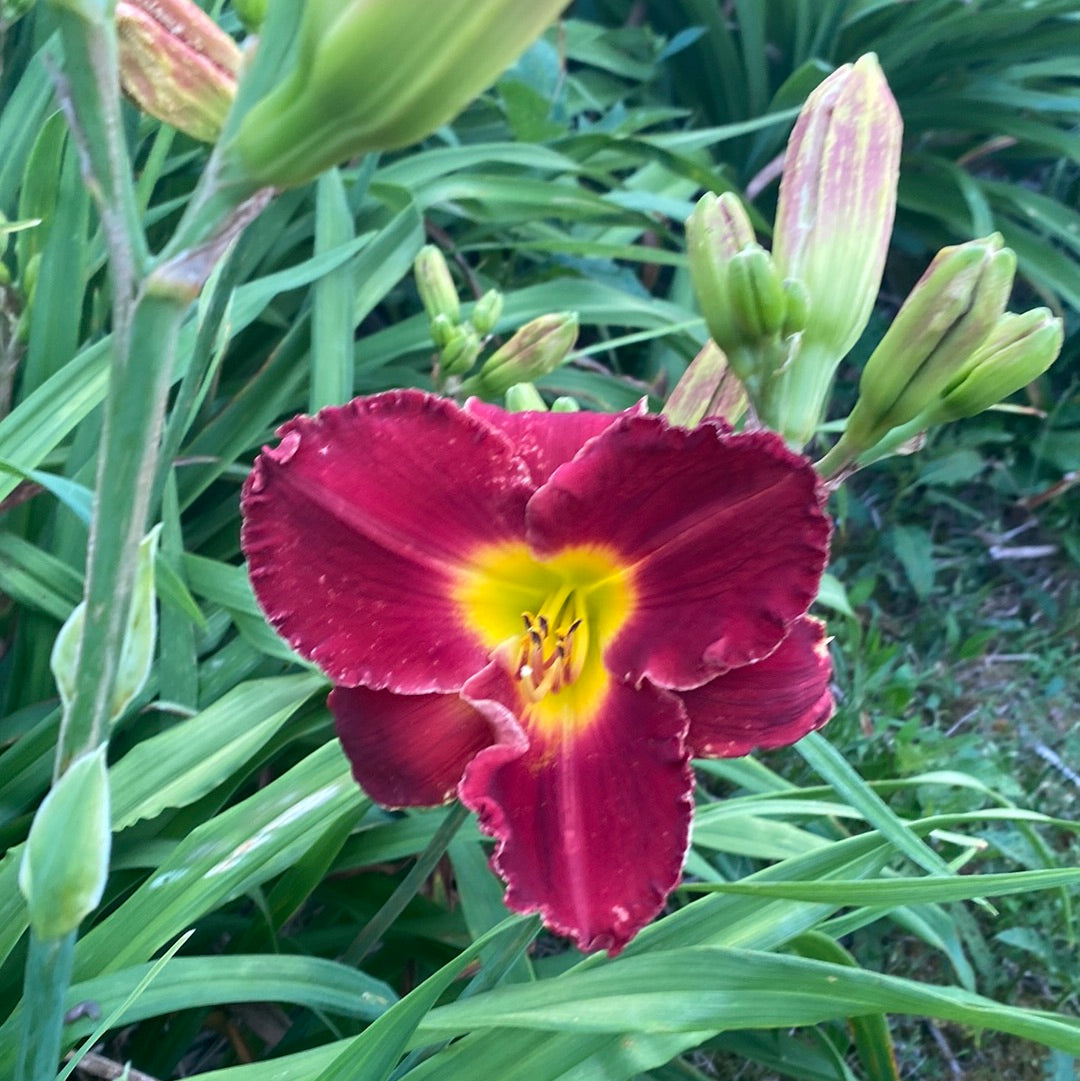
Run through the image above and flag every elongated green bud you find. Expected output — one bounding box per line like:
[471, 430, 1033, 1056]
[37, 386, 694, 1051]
[116, 0, 240, 143]
[761, 54, 902, 446]
[52, 525, 161, 725]
[414, 245, 461, 324]
[550, 396, 581, 413]
[226, 0, 572, 190]
[686, 191, 757, 355]
[504, 382, 548, 412]
[469, 312, 578, 396]
[19, 746, 111, 940]
[928, 309, 1063, 422]
[471, 288, 504, 336]
[845, 236, 1015, 449]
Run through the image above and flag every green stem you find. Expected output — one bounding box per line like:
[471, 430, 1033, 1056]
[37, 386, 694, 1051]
[342, 803, 472, 966]
[55, 291, 186, 773]
[52, 2, 149, 303]
[15, 931, 76, 1081]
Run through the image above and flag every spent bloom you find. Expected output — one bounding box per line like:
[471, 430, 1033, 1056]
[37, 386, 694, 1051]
[242, 391, 832, 952]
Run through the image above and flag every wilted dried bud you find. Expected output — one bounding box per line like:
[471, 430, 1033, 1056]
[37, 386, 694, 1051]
[762, 54, 902, 446]
[116, 0, 240, 143]
[227, 0, 571, 190]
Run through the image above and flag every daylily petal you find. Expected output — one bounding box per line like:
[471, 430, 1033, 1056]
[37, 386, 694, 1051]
[681, 616, 834, 757]
[527, 415, 830, 688]
[330, 686, 500, 807]
[460, 659, 694, 955]
[242, 389, 532, 691]
[464, 399, 646, 485]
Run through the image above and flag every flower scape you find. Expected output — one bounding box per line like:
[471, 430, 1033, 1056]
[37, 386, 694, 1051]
[241, 390, 834, 953]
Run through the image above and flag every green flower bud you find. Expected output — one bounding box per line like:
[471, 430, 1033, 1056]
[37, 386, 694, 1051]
[663, 340, 748, 429]
[429, 313, 455, 350]
[845, 235, 1015, 450]
[550, 396, 580, 413]
[504, 382, 548, 412]
[226, 0, 571, 191]
[232, 0, 265, 32]
[52, 525, 161, 725]
[727, 246, 786, 343]
[928, 308, 1063, 422]
[414, 245, 461, 325]
[780, 277, 811, 338]
[116, 0, 240, 144]
[471, 288, 504, 336]
[761, 54, 902, 446]
[439, 324, 481, 376]
[19, 746, 111, 940]
[471, 312, 578, 396]
[686, 191, 757, 355]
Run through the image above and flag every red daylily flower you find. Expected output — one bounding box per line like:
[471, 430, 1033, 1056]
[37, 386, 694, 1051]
[242, 390, 833, 953]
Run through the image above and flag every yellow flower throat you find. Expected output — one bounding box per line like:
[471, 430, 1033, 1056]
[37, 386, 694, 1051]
[455, 543, 633, 735]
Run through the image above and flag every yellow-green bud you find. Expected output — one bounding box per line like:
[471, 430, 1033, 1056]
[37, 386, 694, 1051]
[226, 0, 572, 191]
[19, 746, 111, 940]
[845, 235, 1015, 450]
[550, 396, 580, 412]
[116, 0, 240, 144]
[504, 382, 548, 412]
[471, 288, 504, 336]
[52, 525, 161, 725]
[472, 311, 578, 396]
[414, 245, 461, 325]
[439, 324, 482, 376]
[928, 308, 1063, 423]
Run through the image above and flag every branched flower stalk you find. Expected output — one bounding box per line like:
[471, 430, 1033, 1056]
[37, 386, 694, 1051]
[15, 2, 303, 1076]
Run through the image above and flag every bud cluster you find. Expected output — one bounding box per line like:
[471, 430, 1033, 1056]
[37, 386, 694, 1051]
[413, 246, 578, 404]
[676, 52, 1062, 474]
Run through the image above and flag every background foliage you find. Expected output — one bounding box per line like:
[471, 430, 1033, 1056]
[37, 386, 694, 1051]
[0, 1, 1077, 1078]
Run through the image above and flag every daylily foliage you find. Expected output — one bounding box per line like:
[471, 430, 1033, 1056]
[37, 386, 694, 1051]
[242, 391, 833, 952]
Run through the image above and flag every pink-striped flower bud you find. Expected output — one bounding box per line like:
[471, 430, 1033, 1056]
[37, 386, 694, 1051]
[116, 0, 240, 143]
[762, 54, 902, 447]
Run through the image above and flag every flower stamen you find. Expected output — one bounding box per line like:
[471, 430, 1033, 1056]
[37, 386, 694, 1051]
[516, 598, 588, 701]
